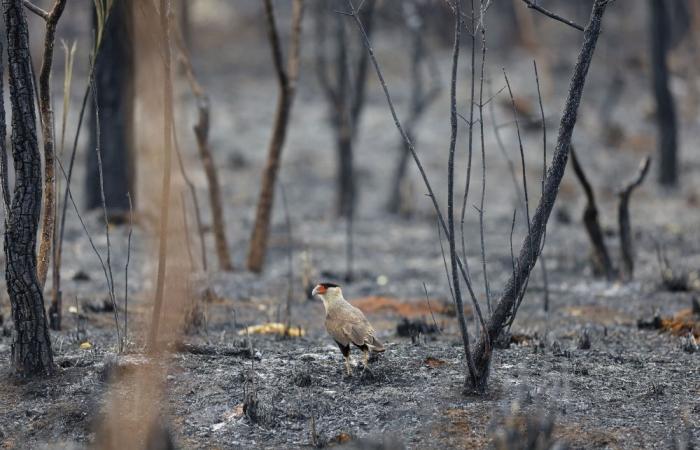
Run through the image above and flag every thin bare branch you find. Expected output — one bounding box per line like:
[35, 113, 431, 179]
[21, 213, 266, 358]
[520, 0, 584, 31]
[22, 0, 48, 20]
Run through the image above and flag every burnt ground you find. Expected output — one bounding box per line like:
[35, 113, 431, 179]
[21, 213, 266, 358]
[1, 2, 700, 449]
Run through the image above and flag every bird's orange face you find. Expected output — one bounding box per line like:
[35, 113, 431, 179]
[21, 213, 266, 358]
[312, 282, 340, 298]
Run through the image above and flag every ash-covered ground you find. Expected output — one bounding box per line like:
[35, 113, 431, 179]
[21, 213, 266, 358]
[1, 2, 699, 449]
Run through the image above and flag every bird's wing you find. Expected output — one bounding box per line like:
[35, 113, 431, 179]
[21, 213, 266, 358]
[341, 307, 384, 351]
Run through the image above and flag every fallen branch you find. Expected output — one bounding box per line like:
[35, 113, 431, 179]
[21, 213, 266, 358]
[171, 342, 256, 359]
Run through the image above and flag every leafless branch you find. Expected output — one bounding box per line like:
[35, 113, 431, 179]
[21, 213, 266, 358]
[520, 0, 585, 32]
[22, 0, 48, 20]
[477, 15, 491, 315]
[174, 131, 207, 271]
[90, 73, 121, 350]
[124, 192, 133, 347]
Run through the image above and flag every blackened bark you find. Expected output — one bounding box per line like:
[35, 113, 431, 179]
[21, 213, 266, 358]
[618, 156, 651, 281]
[3, 0, 54, 376]
[0, 38, 9, 217]
[470, 0, 609, 392]
[650, 0, 678, 186]
[86, 0, 134, 214]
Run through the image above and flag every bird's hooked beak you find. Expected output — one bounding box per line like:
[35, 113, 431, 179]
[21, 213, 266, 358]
[312, 284, 325, 297]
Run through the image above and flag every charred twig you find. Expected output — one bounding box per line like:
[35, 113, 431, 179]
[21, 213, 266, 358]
[279, 181, 294, 333]
[174, 131, 207, 270]
[35, 0, 67, 289]
[171, 342, 256, 359]
[520, 0, 585, 32]
[444, 0, 479, 385]
[124, 192, 133, 346]
[477, 12, 491, 315]
[570, 148, 615, 279]
[423, 282, 442, 335]
[50, 41, 77, 331]
[55, 0, 116, 333]
[459, 0, 477, 275]
[618, 156, 651, 280]
[22, 0, 48, 19]
[248, 0, 305, 273]
[91, 73, 121, 350]
[180, 192, 196, 270]
[503, 70, 537, 321]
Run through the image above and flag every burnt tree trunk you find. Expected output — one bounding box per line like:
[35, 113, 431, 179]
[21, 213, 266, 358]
[3, 0, 54, 376]
[650, 0, 678, 186]
[247, 0, 304, 273]
[470, 0, 609, 392]
[85, 0, 134, 215]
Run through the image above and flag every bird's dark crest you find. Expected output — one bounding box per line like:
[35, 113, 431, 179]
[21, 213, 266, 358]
[318, 282, 340, 289]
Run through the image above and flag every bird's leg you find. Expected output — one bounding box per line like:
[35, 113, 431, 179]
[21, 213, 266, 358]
[344, 355, 352, 376]
[362, 349, 369, 367]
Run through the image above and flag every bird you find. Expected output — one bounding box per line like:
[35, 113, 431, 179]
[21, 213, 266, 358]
[312, 282, 385, 376]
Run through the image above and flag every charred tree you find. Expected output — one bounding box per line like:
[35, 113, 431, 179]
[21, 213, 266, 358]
[386, 0, 440, 216]
[173, 24, 233, 272]
[247, 0, 304, 273]
[3, 0, 55, 376]
[570, 148, 615, 279]
[315, 0, 375, 218]
[349, 0, 611, 392]
[85, 0, 134, 216]
[570, 149, 651, 281]
[650, 0, 678, 186]
[471, 0, 610, 391]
